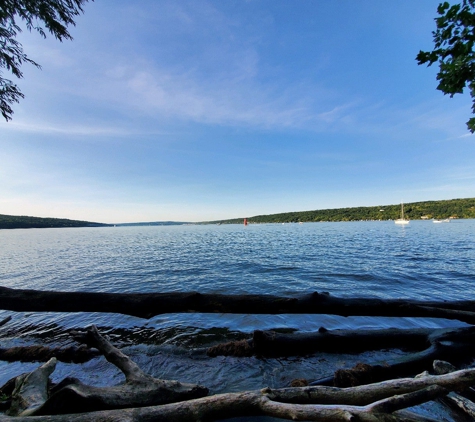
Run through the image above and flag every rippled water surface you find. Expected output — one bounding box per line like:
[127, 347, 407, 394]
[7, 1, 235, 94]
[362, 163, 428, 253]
[0, 221, 474, 420]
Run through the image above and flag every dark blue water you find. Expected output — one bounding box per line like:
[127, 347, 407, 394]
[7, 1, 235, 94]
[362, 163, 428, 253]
[0, 221, 474, 419]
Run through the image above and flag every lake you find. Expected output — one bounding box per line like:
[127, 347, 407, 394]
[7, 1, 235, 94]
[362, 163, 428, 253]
[0, 220, 474, 420]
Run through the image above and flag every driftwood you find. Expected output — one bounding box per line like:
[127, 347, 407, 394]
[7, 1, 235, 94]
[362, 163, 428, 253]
[0, 345, 100, 363]
[314, 326, 475, 387]
[3, 368, 475, 421]
[1, 286, 475, 323]
[12, 325, 208, 416]
[2, 287, 475, 420]
[208, 326, 475, 357]
[433, 360, 475, 420]
[207, 326, 475, 388]
[7, 359, 56, 416]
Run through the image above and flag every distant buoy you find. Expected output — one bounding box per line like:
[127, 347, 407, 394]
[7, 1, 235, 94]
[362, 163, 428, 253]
[244, 218, 248, 226]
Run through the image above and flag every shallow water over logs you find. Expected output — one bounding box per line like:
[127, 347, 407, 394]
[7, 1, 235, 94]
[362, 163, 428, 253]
[0, 220, 474, 420]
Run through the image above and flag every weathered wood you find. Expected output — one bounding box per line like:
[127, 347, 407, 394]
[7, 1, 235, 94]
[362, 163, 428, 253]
[1, 286, 475, 322]
[264, 367, 475, 405]
[442, 393, 475, 419]
[208, 327, 435, 357]
[33, 325, 208, 415]
[230, 327, 472, 387]
[433, 359, 475, 419]
[3, 368, 475, 421]
[0, 345, 100, 363]
[7, 358, 56, 416]
[208, 326, 475, 362]
[327, 337, 474, 388]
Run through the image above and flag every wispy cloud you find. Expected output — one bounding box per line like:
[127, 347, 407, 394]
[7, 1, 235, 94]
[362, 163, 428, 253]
[2, 121, 128, 136]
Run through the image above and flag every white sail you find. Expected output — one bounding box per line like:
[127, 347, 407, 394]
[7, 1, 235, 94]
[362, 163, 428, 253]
[395, 202, 409, 225]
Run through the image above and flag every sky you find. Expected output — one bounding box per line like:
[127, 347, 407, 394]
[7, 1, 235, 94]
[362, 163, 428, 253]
[1, 0, 474, 223]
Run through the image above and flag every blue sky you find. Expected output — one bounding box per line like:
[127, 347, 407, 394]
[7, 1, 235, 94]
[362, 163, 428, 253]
[1, 0, 474, 223]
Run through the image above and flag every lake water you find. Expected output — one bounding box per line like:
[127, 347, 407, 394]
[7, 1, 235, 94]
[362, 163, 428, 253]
[0, 220, 474, 420]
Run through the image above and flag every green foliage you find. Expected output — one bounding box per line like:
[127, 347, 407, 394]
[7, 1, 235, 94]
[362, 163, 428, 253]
[212, 198, 475, 224]
[0, 0, 91, 121]
[0, 214, 106, 229]
[417, 0, 475, 132]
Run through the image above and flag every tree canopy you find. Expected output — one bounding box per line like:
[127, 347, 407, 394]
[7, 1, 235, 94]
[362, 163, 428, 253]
[0, 0, 90, 121]
[417, 0, 475, 132]
[210, 198, 475, 224]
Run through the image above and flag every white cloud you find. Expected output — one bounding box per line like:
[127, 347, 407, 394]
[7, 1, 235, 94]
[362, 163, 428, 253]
[2, 121, 128, 136]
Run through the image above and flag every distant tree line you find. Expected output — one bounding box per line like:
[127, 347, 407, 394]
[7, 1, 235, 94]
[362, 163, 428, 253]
[0, 214, 107, 229]
[212, 198, 475, 224]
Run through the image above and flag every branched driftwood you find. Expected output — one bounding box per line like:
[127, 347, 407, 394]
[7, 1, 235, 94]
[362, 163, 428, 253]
[1, 286, 475, 323]
[3, 368, 475, 421]
[9, 325, 208, 416]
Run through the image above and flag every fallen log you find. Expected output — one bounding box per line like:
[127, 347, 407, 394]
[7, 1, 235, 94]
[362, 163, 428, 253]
[0, 390, 443, 422]
[207, 326, 475, 387]
[0, 345, 100, 363]
[329, 328, 475, 387]
[433, 360, 475, 420]
[208, 327, 456, 357]
[1, 286, 475, 323]
[208, 326, 475, 362]
[22, 325, 208, 415]
[3, 368, 475, 421]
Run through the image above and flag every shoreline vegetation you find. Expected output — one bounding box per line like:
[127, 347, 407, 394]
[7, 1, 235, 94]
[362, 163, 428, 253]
[0, 215, 108, 230]
[1, 197, 474, 229]
[211, 197, 475, 224]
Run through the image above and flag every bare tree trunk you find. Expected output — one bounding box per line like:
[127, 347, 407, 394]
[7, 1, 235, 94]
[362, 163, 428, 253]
[1, 287, 474, 323]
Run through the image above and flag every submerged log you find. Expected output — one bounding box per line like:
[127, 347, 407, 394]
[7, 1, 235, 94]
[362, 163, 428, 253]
[37, 325, 208, 415]
[329, 327, 475, 387]
[208, 327, 433, 357]
[0, 345, 100, 363]
[208, 326, 475, 359]
[199, 326, 475, 387]
[3, 368, 475, 421]
[1, 286, 475, 322]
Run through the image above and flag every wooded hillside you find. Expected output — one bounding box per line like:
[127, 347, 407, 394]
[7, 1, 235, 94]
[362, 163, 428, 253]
[212, 198, 475, 224]
[0, 215, 108, 229]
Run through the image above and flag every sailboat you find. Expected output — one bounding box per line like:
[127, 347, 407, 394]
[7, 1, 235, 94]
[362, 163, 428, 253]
[395, 203, 409, 225]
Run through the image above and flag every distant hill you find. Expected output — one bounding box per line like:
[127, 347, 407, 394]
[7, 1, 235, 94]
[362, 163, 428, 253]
[0, 214, 109, 229]
[115, 221, 190, 227]
[3, 197, 474, 229]
[210, 198, 475, 224]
